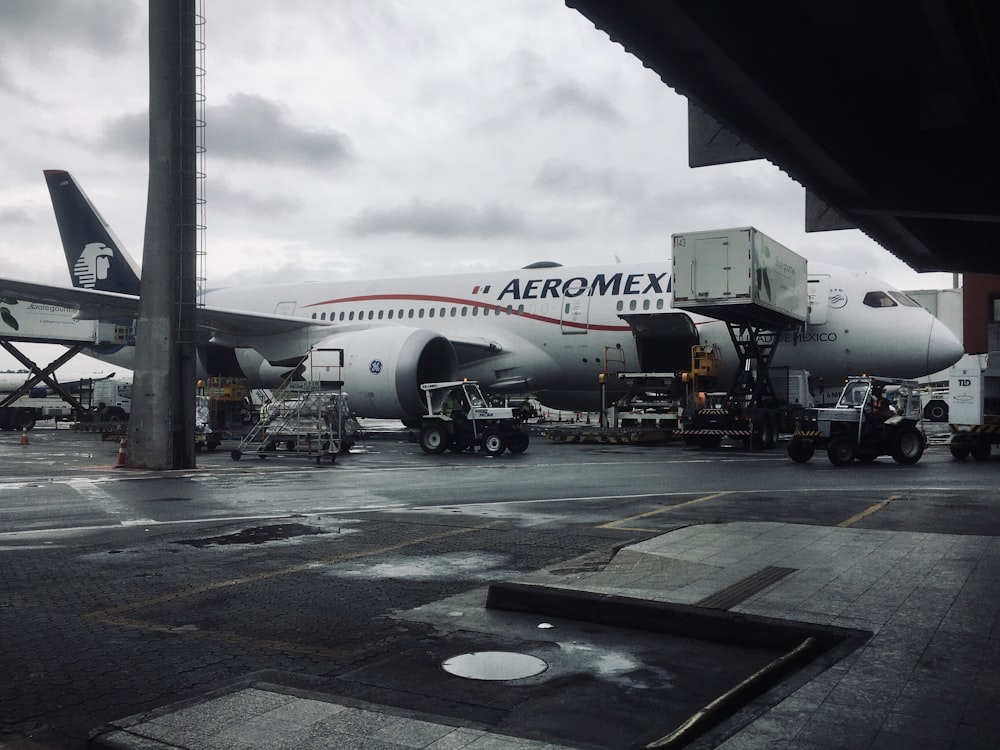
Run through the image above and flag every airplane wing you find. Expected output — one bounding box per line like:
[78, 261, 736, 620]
[0, 277, 501, 366]
[0, 278, 336, 360]
[0, 278, 139, 321]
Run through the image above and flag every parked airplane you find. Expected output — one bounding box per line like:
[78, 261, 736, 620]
[0, 170, 964, 421]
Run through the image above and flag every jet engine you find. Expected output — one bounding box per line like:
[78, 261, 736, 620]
[232, 327, 457, 420]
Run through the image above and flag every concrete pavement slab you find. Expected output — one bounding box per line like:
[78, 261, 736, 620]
[89, 521, 1000, 749]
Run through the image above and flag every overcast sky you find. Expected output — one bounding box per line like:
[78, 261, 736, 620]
[0, 0, 957, 376]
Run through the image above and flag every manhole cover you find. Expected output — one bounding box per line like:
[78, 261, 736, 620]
[441, 651, 548, 681]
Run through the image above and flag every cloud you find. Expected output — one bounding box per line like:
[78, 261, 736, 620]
[207, 93, 356, 168]
[534, 160, 647, 200]
[538, 81, 622, 123]
[0, 207, 31, 225]
[0, 0, 138, 56]
[207, 179, 300, 217]
[345, 198, 535, 239]
[99, 111, 148, 157]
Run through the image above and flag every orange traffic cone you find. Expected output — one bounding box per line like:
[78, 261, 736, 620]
[115, 438, 127, 468]
[19, 427, 29, 446]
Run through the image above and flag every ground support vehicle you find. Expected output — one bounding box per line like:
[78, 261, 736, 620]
[231, 387, 354, 463]
[418, 381, 528, 456]
[671, 228, 810, 451]
[1, 376, 131, 431]
[194, 395, 222, 452]
[788, 376, 925, 466]
[232, 347, 355, 464]
[613, 372, 684, 432]
[947, 354, 1000, 460]
[679, 368, 813, 450]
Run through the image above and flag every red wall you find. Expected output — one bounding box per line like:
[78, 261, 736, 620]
[963, 275, 1000, 353]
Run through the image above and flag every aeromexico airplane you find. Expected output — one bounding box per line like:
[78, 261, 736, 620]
[0, 170, 964, 421]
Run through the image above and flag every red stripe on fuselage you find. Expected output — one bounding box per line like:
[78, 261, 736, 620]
[301, 293, 632, 332]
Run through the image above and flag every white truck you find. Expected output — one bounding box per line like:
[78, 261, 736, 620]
[0, 377, 132, 430]
[947, 354, 1000, 460]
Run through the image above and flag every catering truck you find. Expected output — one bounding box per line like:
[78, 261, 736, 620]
[672, 227, 810, 449]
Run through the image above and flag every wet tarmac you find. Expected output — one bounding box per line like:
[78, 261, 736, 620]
[2, 423, 999, 749]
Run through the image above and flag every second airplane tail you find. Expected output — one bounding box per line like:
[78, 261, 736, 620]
[44, 169, 142, 296]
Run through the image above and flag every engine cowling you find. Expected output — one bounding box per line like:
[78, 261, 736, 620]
[234, 327, 457, 420]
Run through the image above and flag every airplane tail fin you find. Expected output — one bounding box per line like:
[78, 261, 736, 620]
[44, 169, 142, 296]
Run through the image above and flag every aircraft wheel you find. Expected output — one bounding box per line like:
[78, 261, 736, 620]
[230, 449, 242, 461]
[891, 426, 925, 464]
[827, 435, 856, 466]
[420, 423, 448, 454]
[787, 438, 814, 463]
[481, 429, 507, 456]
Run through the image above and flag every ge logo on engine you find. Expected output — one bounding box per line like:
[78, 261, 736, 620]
[369, 359, 383, 374]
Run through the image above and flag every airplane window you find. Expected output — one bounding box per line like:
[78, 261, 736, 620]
[419, 308, 425, 318]
[472, 306, 478, 316]
[616, 301, 623, 312]
[408, 309, 414, 319]
[440, 307, 446, 317]
[565, 303, 570, 314]
[506, 305, 513, 315]
[387, 310, 394, 319]
[451, 307, 457, 317]
[339, 312, 345, 321]
[429, 308, 435, 318]
[656, 299, 664, 310]
[398, 309, 404, 318]
[349, 311, 355, 321]
[312, 313, 318, 320]
[629, 300, 637, 311]
[483, 306, 489, 316]
[461, 307, 467, 317]
[517, 304, 524, 315]
[368, 311, 374, 320]
[888, 291, 921, 307]
[863, 291, 897, 308]
[643, 299, 650, 311]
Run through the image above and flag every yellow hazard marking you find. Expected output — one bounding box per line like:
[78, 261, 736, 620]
[598, 492, 729, 532]
[838, 495, 899, 528]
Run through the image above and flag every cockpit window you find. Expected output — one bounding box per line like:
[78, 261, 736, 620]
[888, 291, 921, 307]
[863, 291, 897, 308]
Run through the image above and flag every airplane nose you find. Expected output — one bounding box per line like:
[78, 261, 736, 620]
[926, 319, 964, 373]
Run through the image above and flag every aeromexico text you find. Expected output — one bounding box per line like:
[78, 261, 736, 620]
[489, 272, 670, 300]
[755, 331, 839, 343]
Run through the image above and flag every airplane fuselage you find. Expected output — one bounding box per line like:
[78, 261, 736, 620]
[197, 260, 961, 413]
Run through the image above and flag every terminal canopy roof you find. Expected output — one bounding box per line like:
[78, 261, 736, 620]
[567, 1, 1000, 274]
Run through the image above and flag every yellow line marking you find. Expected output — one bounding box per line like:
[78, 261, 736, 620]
[598, 492, 729, 530]
[838, 495, 899, 527]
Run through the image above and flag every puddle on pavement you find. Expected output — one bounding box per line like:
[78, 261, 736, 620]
[441, 651, 548, 681]
[172, 523, 326, 547]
